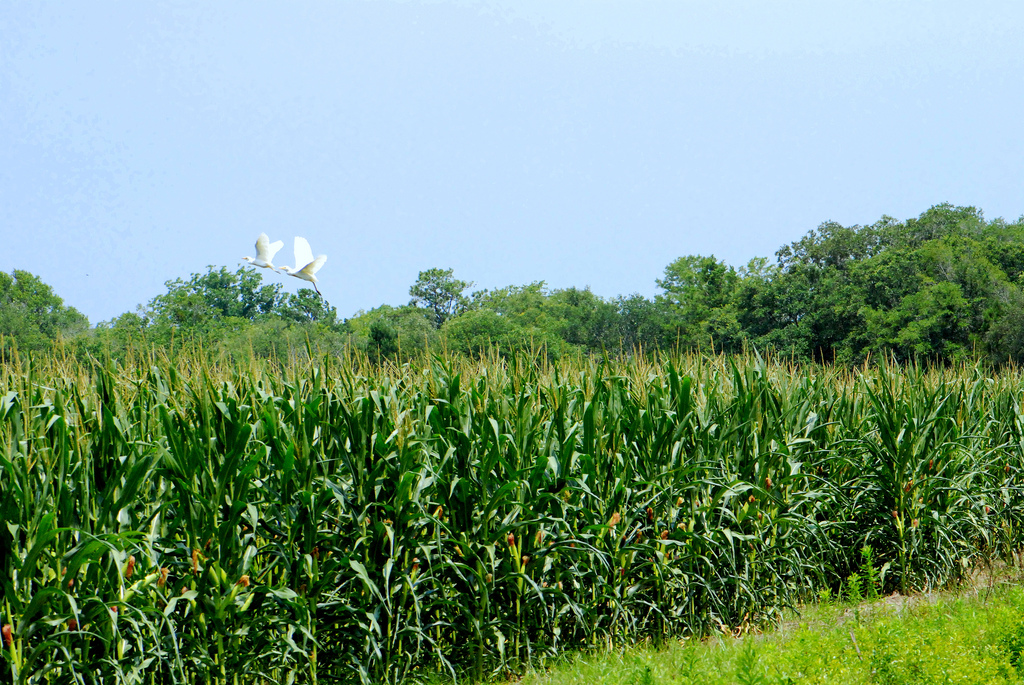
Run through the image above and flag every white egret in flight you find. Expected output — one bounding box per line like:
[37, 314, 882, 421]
[242, 233, 284, 269]
[278, 236, 327, 296]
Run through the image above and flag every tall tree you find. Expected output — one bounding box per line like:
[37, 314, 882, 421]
[409, 268, 472, 328]
[548, 287, 620, 352]
[0, 269, 88, 356]
[148, 266, 282, 330]
[347, 304, 436, 360]
[656, 255, 742, 352]
[278, 289, 340, 327]
[614, 293, 666, 353]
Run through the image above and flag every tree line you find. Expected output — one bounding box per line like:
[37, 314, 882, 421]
[5, 203, 1024, 365]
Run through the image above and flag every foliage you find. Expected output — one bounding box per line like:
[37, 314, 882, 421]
[409, 267, 473, 328]
[438, 282, 580, 359]
[367, 317, 400, 363]
[520, 585, 1024, 685]
[4, 351, 1024, 682]
[278, 289, 340, 326]
[149, 265, 283, 330]
[1002, 617, 1024, 673]
[727, 204, 1024, 365]
[0, 269, 88, 358]
[613, 293, 666, 353]
[440, 307, 535, 357]
[347, 304, 436, 362]
[547, 287, 621, 351]
[656, 255, 742, 353]
[14, 202, 1024, 368]
[84, 266, 349, 362]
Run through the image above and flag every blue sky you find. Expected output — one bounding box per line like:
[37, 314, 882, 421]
[2, 1, 1023, 323]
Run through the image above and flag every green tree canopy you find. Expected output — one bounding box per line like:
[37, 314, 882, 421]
[278, 289, 340, 327]
[0, 269, 89, 356]
[26, 202, 1024, 368]
[730, 205, 1024, 364]
[409, 268, 472, 328]
[149, 266, 283, 330]
[347, 304, 436, 362]
[656, 255, 742, 353]
[95, 266, 349, 359]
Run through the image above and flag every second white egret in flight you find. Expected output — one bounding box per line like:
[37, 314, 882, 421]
[242, 233, 284, 269]
[278, 236, 327, 295]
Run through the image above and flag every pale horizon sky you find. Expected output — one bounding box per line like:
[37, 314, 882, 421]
[3, 1, 1023, 323]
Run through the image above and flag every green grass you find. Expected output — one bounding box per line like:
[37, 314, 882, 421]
[518, 584, 1024, 685]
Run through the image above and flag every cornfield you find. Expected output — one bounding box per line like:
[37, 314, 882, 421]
[2, 348, 1024, 683]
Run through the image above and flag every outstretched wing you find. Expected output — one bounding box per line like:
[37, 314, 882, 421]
[301, 254, 327, 276]
[265, 239, 284, 261]
[293, 236, 315, 269]
[254, 233, 272, 260]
